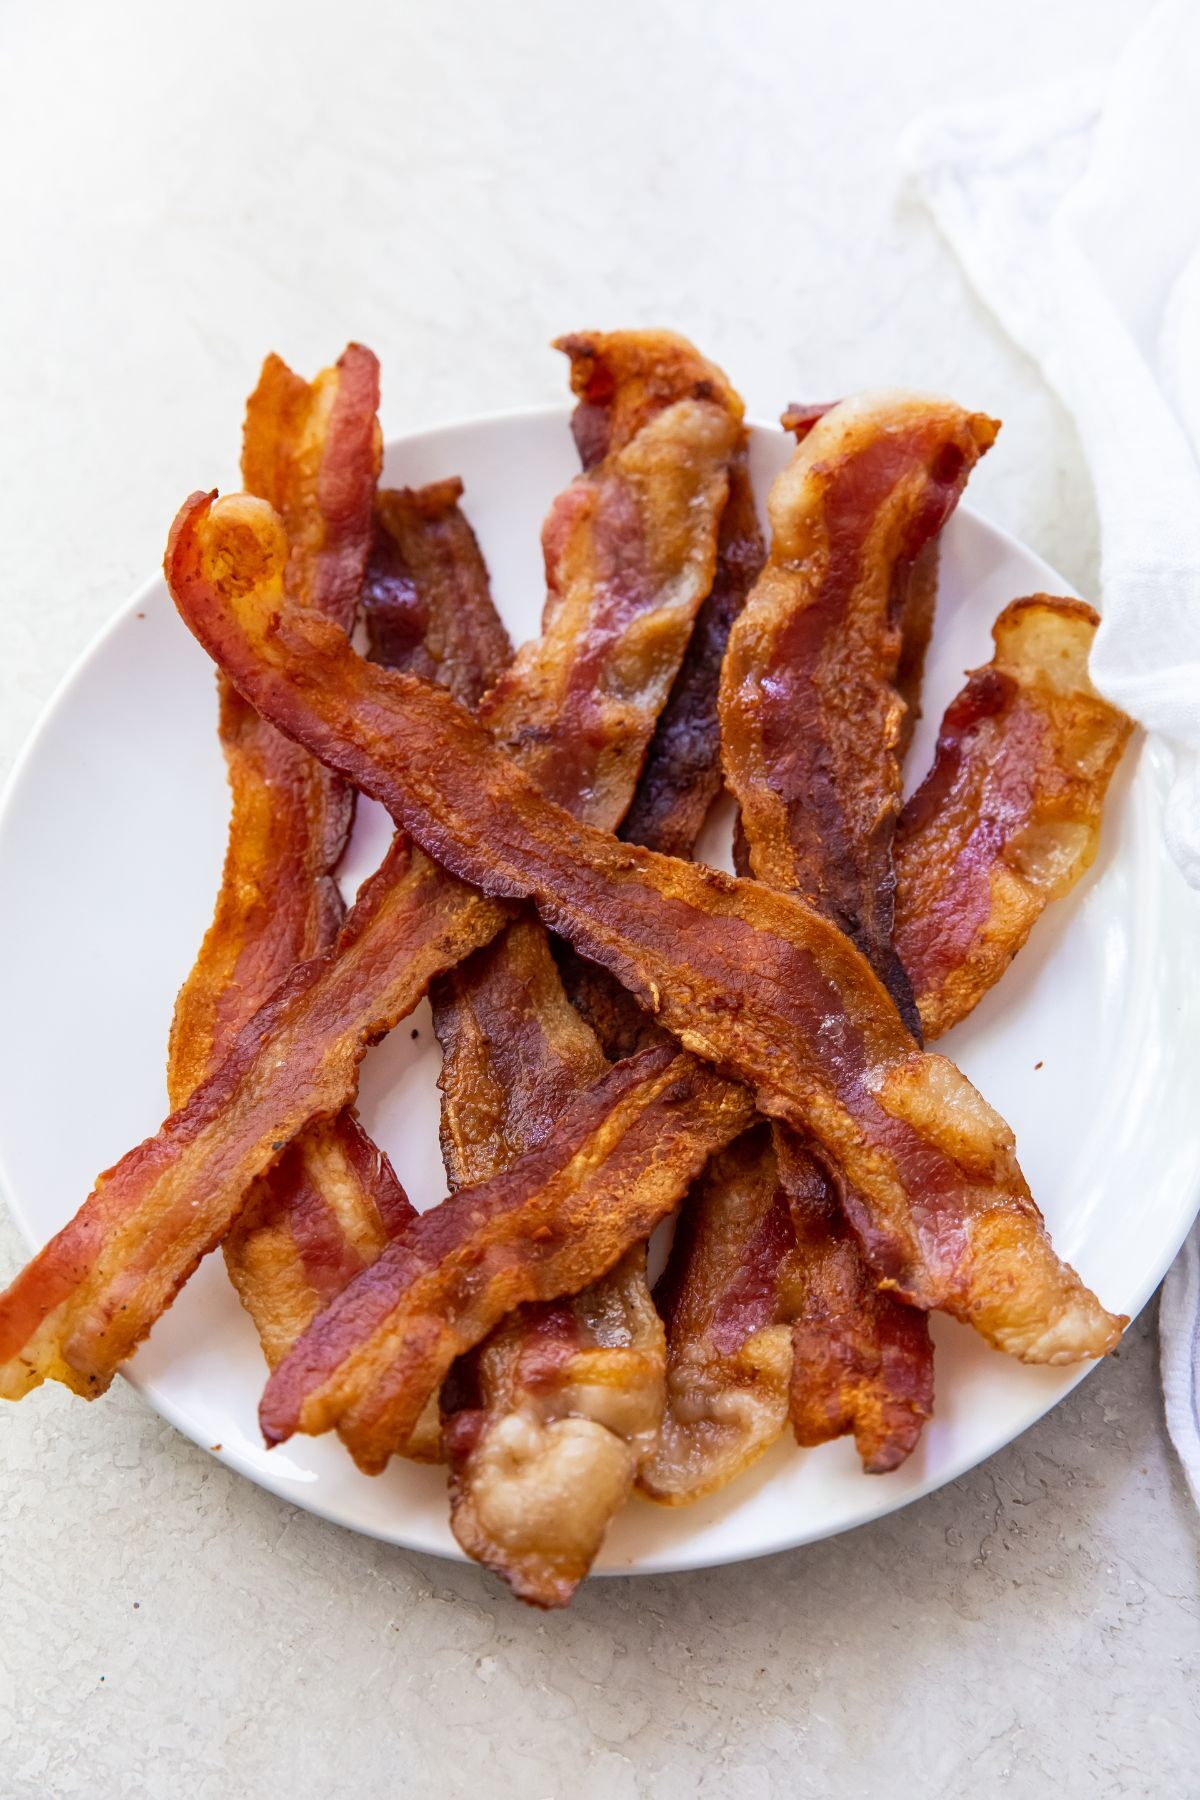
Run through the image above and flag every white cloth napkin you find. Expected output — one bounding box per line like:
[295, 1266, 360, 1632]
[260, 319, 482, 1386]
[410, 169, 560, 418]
[902, 0, 1200, 1512]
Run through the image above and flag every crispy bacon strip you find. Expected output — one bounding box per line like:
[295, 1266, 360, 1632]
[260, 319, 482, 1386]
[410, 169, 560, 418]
[557, 448, 765, 1057]
[0, 333, 744, 1404]
[896, 597, 1134, 1039]
[156, 492, 1121, 1431]
[223, 479, 513, 1376]
[435, 336, 752, 1602]
[643, 1127, 794, 1502]
[168, 345, 381, 1102]
[166, 346, 435, 1385]
[646, 396, 986, 1498]
[262, 1044, 752, 1471]
[722, 390, 997, 1030]
[481, 332, 742, 819]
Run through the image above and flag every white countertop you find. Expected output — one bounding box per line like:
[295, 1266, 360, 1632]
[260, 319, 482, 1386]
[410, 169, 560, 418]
[0, 2, 1195, 1794]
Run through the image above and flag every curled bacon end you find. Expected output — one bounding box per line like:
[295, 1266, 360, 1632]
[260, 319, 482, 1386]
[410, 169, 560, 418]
[167, 488, 1124, 1367]
[555, 328, 744, 468]
[258, 1046, 753, 1471]
[241, 344, 382, 626]
[896, 597, 1134, 1040]
[779, 401, 837, 441]
[444, 1249, 664, 1609]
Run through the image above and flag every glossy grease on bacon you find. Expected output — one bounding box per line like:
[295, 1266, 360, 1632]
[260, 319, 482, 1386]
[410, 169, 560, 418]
[897, 597, 1133, 1039]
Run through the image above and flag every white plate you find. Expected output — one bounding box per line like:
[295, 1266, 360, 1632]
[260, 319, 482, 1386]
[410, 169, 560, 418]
[1, 409, 1198, 1579]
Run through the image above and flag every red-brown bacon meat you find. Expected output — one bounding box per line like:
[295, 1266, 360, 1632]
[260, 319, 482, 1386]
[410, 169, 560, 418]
[645, 393, 991, 1500]
[169, 345, 381, 1103]
[895, 596, 1134, 1040]
[721, 390, 997, 1028]
[261, 1044, 752, 1472]
[167, 346, 436, 1378]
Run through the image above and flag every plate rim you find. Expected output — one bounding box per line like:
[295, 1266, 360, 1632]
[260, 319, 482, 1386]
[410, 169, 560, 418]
[0, 405, 1193, 1580]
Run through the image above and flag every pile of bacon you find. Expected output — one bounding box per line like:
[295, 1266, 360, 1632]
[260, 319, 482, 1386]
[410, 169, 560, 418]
[0, 333, 1134, 1607]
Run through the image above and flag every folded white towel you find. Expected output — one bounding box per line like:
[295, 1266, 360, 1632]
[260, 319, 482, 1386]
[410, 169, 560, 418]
[902, 0, 1200, 1510]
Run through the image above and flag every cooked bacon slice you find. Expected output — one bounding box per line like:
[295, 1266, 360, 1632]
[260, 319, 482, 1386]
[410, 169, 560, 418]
[168, 345, 381, 1103]
[646, 397, 986, 1498]
[896, 597, 1134, 1039]
[481, 331, 743, 821]
[166, 346, 435, 1386]
[224, 478, 513, 1374]
[164, 489, 1122, 1392]
[721, 390, 997, 1030]
[621, 446, 764, 858]
[260, 1044, 753, 1469]
[558, 447, 765, 1057]
[642, 1127, 793, 1503]
[435, 335, 752, 1603]
[363, 479, 514, 706]
[775, 1131, 933, 1471]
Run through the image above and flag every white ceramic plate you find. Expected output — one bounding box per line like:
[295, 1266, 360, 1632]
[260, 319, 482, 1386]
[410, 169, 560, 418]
[2, 410, 1198, 1579]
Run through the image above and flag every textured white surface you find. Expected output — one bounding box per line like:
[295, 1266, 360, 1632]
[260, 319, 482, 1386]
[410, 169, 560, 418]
[0, 2, 1195, 1795]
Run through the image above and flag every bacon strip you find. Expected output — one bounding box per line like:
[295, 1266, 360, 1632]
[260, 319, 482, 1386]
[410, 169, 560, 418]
[0, 332, 744, 1404]
[722, 390, 997, 1029]
[153, 491, 1121, 1437]
[643, 1127, 794, 1502]
[166, 347, 437, 1382]
[481, 332, 742, 820]
[558, 448, 764, 1058]
[223, 479, 513, 1376]
[434, 337, 752, 1602]
[645, 395, 984, 1498]
[168, 345, 381, 1102]
[896, 597, 1134, 1039]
